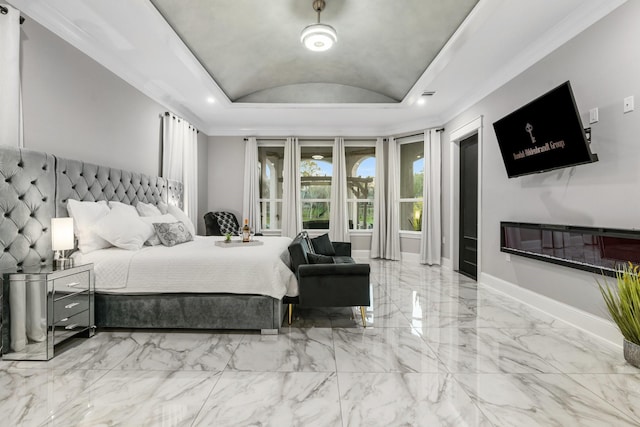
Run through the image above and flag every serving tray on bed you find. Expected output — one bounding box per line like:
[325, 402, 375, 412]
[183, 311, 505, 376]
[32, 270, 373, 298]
[214, 240, 264, 248]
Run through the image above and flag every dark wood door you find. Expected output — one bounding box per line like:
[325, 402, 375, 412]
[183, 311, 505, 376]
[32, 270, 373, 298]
[459, 134, 478, 280]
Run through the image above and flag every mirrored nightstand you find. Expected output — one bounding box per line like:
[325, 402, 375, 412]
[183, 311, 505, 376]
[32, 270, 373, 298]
[1, 263, 95, 361]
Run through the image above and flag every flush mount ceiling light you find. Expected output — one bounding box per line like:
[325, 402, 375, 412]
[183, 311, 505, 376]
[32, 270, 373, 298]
[301, 0, 337, 52]
[311, 154, 324, 160]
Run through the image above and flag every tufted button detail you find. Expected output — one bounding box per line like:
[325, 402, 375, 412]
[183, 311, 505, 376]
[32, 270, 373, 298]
[18, 195, 24, 201]
[62, 199, 66, 203]
[17, 162, 23, 167]
[31, 179, 37, 185]
[4, 177, 10, 183]
[95, 175, 98, 179]
[62, 170, 66, 174]
[29, 212, 35, 218]
[42, 227, 47, 232]
[4, 247, 9, 252]
[71, 185, 76, 190]
[18, 228, 23, 234]
[4, 212, 9, 218]
[42, 165, 47, 171]
[29, 244, 35, 249]
[42, 197, 47, 202]
[17, 262, 22, 267]
[79, 173, 83, 177]
[41, 258, 46, 263]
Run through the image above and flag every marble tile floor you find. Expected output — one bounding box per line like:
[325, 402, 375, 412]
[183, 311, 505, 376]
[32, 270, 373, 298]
[1, 260, 639, 426]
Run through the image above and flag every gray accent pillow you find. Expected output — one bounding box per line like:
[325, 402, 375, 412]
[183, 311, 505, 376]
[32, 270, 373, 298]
[311, 233, 335, 256]
[152, 221, 193, 247]
[307, 253, 335, 264]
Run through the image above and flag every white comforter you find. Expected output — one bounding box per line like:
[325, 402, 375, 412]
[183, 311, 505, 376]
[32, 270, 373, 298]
[71, 236, 298, 298]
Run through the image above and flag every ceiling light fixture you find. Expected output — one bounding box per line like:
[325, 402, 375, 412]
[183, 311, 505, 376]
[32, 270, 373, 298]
[311, 154, 324, 160]
[301, 0, 337, 52]
[206, 97, 215, 104]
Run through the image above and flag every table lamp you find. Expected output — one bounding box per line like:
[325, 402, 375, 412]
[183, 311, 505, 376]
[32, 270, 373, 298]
[51, 217, 74, 269]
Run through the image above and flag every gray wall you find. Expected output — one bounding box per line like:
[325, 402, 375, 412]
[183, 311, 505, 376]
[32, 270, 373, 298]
[207, 136, 245, 222]
[19, 17, 209, 234]
[441, 0, 640, 316]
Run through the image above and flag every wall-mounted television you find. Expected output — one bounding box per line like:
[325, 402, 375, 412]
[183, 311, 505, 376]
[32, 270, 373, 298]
[493, 81, 598, 178]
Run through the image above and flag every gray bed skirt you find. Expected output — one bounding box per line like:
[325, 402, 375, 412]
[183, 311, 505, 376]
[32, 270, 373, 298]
[95, 293, 285, 333]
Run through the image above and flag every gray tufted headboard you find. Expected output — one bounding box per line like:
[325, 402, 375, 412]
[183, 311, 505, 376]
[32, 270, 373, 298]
[0, 146, 183, 271]
[0, 147, 56, 269]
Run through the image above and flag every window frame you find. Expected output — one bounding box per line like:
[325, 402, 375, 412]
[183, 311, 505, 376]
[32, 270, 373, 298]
[345, 140, 376, 234]
[397, 136, 425, 236]
[299, 140, 334, 233]
[257, 140, 285, 235]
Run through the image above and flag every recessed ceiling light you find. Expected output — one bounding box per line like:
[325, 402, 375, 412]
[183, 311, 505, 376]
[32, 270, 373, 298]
[206, 97, 215, 104]
[417, 98, 426, 106]
[312, 154, 324, 160]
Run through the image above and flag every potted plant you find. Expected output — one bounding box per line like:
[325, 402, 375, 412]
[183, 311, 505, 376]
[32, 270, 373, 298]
[224, 232, 232, 243]
[598, 262, 640, 368]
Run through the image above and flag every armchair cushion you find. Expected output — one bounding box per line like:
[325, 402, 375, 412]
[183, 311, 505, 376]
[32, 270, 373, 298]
[311, 233, 336, 256]
[307, 253, 335, 264]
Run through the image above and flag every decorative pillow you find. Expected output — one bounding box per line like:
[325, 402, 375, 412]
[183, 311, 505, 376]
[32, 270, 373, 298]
[140, 214, 177, 245]
[214, 212, 240, 235]
[66, 199, 111, 253]
[311, 233, 335, 256]
[153, 221, 193, 247]
[136, 202, 162, 217]
[156, 201, 169, 215]
[95, 206, 153, 250]
[167, 205, 196, 237]
[307, 253, 335, 264]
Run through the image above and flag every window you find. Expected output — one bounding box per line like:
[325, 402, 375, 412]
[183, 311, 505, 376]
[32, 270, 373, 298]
[346, 146, 375, 230]
[399, 140, 424, 232]
[300, 145, 332, 230]
[258, 145, 284, 230]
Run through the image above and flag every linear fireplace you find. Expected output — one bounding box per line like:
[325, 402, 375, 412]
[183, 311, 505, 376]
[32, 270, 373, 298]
[500, 222, 640, 277]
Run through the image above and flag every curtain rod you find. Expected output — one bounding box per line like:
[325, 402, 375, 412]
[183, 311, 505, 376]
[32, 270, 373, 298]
[0, 6, 25, 24]
[244, 137, 381, 141]
[163, 112, 199, 133]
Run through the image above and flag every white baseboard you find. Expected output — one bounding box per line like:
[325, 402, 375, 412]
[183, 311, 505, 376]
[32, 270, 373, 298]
[479, 272, 622, 349]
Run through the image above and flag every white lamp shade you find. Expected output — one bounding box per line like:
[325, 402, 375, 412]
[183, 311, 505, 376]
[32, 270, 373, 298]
[301, 23, 337, 51]
[51, 217, 74, 251]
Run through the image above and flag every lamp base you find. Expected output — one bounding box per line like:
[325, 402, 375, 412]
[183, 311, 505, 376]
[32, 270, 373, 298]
[55, 258, 73, 270]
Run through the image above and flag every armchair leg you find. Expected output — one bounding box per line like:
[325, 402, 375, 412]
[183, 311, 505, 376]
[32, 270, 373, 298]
[360, 306, 367, 328]
[288, 304, 293, 325]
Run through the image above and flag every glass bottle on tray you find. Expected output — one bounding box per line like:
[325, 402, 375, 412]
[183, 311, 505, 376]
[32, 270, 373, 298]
[242, 219, 251, 242]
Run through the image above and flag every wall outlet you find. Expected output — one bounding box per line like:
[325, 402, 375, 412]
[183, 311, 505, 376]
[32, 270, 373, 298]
[589, 107, 598, 124]
[624, 96, 634, 113]
[505, 253, 511, 262]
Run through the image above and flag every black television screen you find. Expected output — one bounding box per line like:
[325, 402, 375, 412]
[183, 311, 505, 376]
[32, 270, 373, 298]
[492, 81, 598, 178]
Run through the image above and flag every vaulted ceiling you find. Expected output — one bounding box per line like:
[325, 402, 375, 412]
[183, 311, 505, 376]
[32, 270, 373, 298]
[8, 0, 626, 135]
[150, 0, 478, 104]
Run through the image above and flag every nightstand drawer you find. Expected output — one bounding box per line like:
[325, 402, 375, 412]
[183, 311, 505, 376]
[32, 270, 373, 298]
[52, 291, 89, 323]
[53, 310, 89, 345]
[53, 271, 90, 298]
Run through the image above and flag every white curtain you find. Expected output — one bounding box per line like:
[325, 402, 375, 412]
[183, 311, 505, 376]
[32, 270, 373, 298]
[282, 137, 301, 238]
[0, 4, 22, 147]
[384, 137, 401, 260]
[420, 129, 442, 265]
[370, 137, 387, 258]
[329, 137, 349, 242]
[242, 137, 261, 233]
[162, 113, 198, 231]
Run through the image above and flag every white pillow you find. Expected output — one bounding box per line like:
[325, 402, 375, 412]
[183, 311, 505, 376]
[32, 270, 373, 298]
[140, 214, 177, 245]
[95, 207, 153, 250]
[157, 201, 169, 215]
[109, 201, 139, 216]
[66, 200, 111, 254]
[167, 205, 196, 237]
[136, 202, 162, 217]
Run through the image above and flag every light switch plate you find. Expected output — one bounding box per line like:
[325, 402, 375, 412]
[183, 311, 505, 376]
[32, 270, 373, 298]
[624, 96, 634, 113]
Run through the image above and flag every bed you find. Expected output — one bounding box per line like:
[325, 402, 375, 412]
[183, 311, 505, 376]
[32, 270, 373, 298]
[0, 146, 294, 335]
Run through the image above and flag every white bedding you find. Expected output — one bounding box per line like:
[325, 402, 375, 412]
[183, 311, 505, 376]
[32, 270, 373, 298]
[71, 236, 298, 299]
